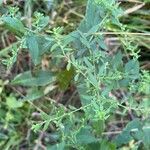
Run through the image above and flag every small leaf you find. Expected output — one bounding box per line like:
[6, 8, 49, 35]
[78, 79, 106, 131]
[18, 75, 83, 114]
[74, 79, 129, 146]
[84, 57, 93, 70]
[47, 142, 65, 150]
[80, 35, 91, 49]
[2, 16, 25, 36]
[125, 59, 139, 79]
[112, 51, 123, 69]
[66, 61, 71, 71]
[92, 119, 105, 135]
[26, 34, 40, 65]
[57, 67, 74, 90]
[38, 36, 54, 55]
[43, 120, 51, 131]
[51, 43, 59, 52]
[26, 34, 53, 64]
[11, 71, 35, 86]
[22, 88, 44, 101]
[114, 119, 143, 146]
[12, 71, 55, 86]
[87, 72, 98, 87]
[32, 123, 42, 132]
[75, 127, 97, 144]
[38, 16, 49, 29]
[6, 96, 23, 109]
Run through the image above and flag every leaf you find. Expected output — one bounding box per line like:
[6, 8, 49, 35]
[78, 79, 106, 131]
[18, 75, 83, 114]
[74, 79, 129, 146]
[57, 67, 74, 90]
[22, 88, 44, 101]
[62, 32, 78, 46]
[125, 59, 139, 79]
[86, 139, 116, 150]
[100, 140, 116, 150]
[78, 0, 105, 32]
[130, 124, 150, 149]
[92, 119, 105, 135]
[47, 142, 65, 150]
[51, 43, 59, 52]
[112, 51, 123, 69]
[26, 34, 53, 63]
[6, 96, 23, 109]
[142, 127, 150, 149]
[11, 71, 35, 86]
[2, 16, 26, 37]
[0, 133, 8, 140]
[80, 35, 91, 49]
[84, 57, 93, 70]
[12, 71, 55, 86]
[36, 70, 55, 86]
[97, 37, 108, 50]
[87, 24, 101, 36]
[38, 16, 49, 29]
[31, 123, 42, 132]
[87, 71, 98, 87]
[77, 83, 92, 106]
[26, 34, 40, 65]
[75, 127, 97, 144]
[98, 63, 107, 76]
[38, 36, 53, 55]
[114, 119, 143, 146]
[0, 0, 2, 5]
[43, 120, 51, 131]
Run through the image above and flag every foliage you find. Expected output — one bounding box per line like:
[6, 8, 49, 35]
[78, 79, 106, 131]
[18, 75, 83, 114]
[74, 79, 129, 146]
[0, 0, 150, 149]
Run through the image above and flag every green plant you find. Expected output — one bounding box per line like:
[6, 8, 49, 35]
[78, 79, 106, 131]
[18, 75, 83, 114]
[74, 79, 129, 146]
[0, 0, 150, 149]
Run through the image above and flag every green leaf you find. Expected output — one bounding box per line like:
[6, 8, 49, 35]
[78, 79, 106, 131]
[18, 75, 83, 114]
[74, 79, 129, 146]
[75, 127, 97, 144]
[31, 123, 42, 132]
[112, 51, 123, 69]
[2, 16, 26, 37]
[38, 36, 53, 55]
[22, 88, 44, 101]
[11, 71, 35, 86]
[47, 142, 65, 150]
[114, 119, 143, 146]
[86, 140, 116, 150]
[43, 120, 51, 131]
[38, 16, 49, 29]
[142, 127, 150, 149]
[26, 34, 40, 65]
[0, 133, 8, 140]
[98, 63, 107, 76]
[35, 70, 56, 86]
[84, 57, 93, 70]
[130, 123, 150, 149]
[6, 96, 23, 109]
[26, 34, 53, 64]
[0, 0, 2, 5]
[87, 71, 98, 87]
[80, 35, 91, 49]
[92, 120, 105, 135]
[57, 67, 74, 90]
[99, 140, 116, 150]
[98, 37, 108, 50]
[78, 0, 105, 32]
[77, 83, 92, 106]
[12, 71, 55, 86]
[125, 59, 139, 79]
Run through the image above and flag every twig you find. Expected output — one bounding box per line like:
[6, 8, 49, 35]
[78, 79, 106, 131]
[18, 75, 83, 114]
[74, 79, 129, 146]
[119, 0, 143, 3]
[123, 3, 145, 15]
[102, 130, 122, 135]
[0, 41, 19, 56]
[33, 131, 46, 150]
[9, 86, 49, 115]
[94, 32, 150, 36]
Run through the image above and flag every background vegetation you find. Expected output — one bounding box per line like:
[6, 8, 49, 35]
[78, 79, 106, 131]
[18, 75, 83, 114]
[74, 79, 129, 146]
[0, 0, 150, 149]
